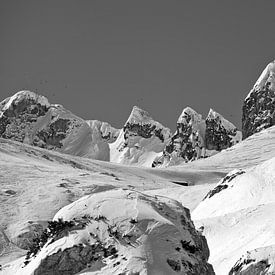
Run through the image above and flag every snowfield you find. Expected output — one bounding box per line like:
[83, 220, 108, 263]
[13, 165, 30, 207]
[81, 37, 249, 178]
[192, 157, 275, 274]
[0, 120, 275, 274]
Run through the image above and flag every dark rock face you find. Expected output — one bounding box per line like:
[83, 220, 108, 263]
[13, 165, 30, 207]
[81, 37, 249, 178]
[153, 108, 241, 167]
[0, 98, 49, 142]
[123, 122, 165, 143]
[206, 115, 240, 151]
[33, 244, 110, 275]
[229, 257, 270, 275]
[152, 109, 205, 167]
[242, 88, 275, 139]
[242, 60, 275, 139]
[35, 118, 72, 149]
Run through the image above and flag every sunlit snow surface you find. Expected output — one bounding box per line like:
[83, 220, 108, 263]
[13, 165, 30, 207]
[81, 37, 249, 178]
[0, 125, 275, 274]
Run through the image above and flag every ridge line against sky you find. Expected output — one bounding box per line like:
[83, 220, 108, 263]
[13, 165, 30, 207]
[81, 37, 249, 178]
[1, 0, 275, 131]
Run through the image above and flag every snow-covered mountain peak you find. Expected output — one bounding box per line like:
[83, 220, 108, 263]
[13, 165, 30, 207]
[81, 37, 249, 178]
[0, 90, 50, 115]
[251, 60, 275, 94]
[177, 106, 203, 124]
[206, 108, 237, 132]
[126, 105, 154, 124]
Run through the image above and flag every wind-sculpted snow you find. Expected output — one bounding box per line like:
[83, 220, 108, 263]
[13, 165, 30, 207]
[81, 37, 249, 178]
[110, 106, 172, 167]
[192, 157, 275, 274]
[10, 189, 214, 275]
[86, 120, 120, 143]
[242, 60, 275, 139]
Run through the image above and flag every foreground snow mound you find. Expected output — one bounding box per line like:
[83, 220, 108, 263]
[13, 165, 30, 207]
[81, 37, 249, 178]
[229, 245, 275, 275]
[153, 107, 240, 167]
[110, 106, 171, 167]
[86, 120, 120, 143]
[16, 189, 214, 275]
[0, 91, 110, 160]
[242, 60, 275, 139]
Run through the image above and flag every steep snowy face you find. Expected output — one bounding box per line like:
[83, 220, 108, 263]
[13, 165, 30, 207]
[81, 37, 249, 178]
[242, 60, 275, 139]
[0, 91, 110, 161]
[17, 189, 214, 275]
[153, 107, 240, 167]
[205, 108, 242, 151]
[86, 120, 120, 143]
[192, 157, 275, 274]
[110, 106, 171, 167]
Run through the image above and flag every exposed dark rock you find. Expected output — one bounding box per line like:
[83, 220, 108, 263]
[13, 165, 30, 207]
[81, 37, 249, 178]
[242, 60, 275, 139]
[123, 122, 165, 143]
[242, 88, 275, 139]
[36, 118, 71, 148]
[204, 169, 245, 200]
[33, 244, 108, 275]
[153, 107, 241, 167]
[204, 184, 229, 199]
[229, 258, 270, 275]
[205, 113, 239, 151]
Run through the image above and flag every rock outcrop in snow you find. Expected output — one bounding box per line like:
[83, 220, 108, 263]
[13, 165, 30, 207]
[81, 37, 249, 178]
[229, 245, 275, 275]
[0, 91, 111, 161]
[110, 106, 171, 166]
[242, 60, 275, 139]
[16, 189, 214, 275]
[153, 107, 241, 167]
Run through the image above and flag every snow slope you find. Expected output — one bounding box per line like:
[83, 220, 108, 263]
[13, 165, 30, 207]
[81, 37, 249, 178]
[175, 124, 275, 172]
[0, 137, 224, 270]
[86, 120, 120, 143]
[192, 157, 275, 274]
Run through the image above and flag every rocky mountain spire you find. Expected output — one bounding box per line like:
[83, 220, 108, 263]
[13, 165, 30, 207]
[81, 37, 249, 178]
[242, 60, 275, 139]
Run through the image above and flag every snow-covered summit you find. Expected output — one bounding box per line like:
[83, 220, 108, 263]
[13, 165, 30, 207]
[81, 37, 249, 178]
[0, 90, 50, 114]
[250, 60, 275, 96]
[109, 106, 171, 167]
[0, 91, 112, 161]
[206, 108, 236, 132]
[126, 105, 153, 124]
[177, 106, 203, 124]
[153, 107, 241, 167]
